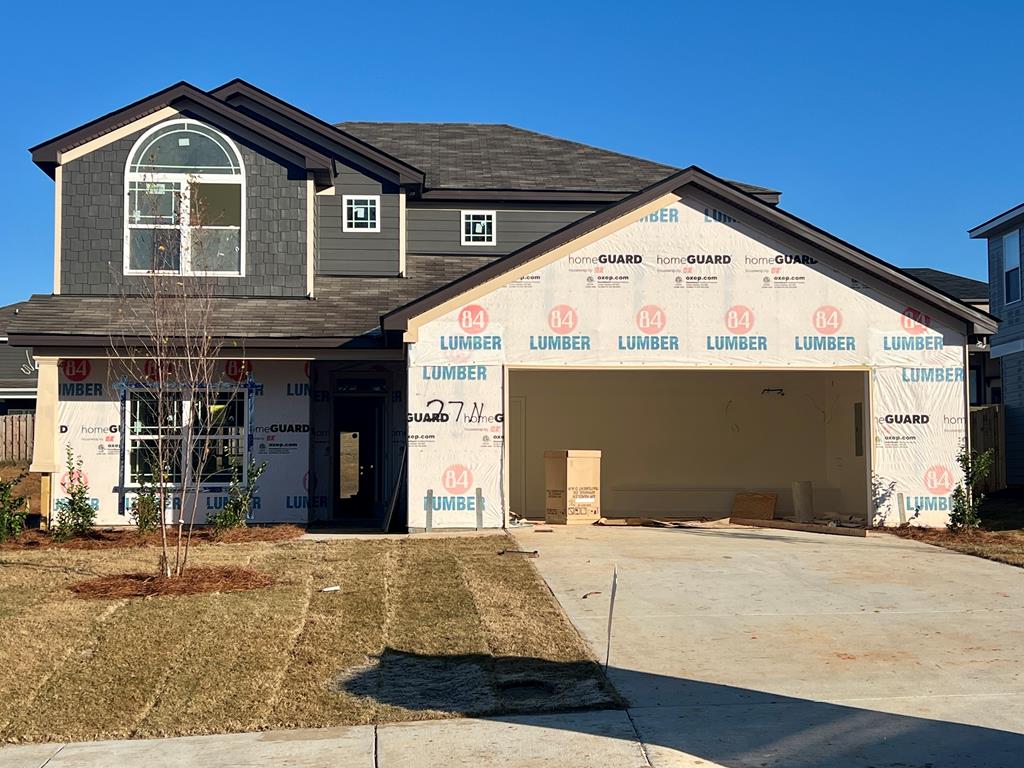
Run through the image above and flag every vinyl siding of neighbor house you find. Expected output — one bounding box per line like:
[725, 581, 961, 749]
[316, 164, 400, 275]
[999, 350, 1024, 484]
[0, 342, 35, 391]
[59, 122, 308, 298]
[988, 226, 1024, 345]
[406, 206, 601, 256]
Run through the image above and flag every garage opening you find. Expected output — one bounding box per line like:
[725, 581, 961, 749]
[508, 369, 869, 525]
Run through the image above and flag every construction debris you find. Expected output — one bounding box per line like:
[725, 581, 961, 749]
[731, 492, 778, 521]
[730, 517, 866, 538]
[498, 548, 539, 558]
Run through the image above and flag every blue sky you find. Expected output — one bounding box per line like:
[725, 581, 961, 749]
[0, 0, 1019, 306]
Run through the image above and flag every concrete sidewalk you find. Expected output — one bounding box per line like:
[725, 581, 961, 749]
[0, 710, 650, 768]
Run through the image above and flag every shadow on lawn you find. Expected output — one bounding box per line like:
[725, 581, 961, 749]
[342, 648, 1023, 768]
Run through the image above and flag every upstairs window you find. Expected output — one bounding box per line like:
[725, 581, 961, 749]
[343, 195, 380, 232]
[124, 120, 245, 276]
[1004, 229, 1021, 304]
[461, 210, 496, 246]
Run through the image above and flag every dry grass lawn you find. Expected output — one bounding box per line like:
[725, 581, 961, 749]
[0, 535, 614, 743]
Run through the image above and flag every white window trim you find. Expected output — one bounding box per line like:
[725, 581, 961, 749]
[124, 387, 248, 491]
[461, 210, 497, 246]
[342, 194, 381, 233]
[122, 119, 247, 278]
[1003, 228, 1021, 305]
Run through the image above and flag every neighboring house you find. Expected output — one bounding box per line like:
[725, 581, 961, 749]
[9, 79, 996, 530]
[970, 206, 1024, 484]
[0, 301, 37, 414]
[903, 269, 999, 405]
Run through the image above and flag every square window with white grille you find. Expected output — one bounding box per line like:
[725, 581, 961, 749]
[461, 211, 496, 246]
[343, 195, 380, 232]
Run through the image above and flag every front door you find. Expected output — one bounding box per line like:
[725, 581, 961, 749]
[333, 394, 384, 523]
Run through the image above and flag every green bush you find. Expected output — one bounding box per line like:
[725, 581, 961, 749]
[52, 447, 95, 542]
[948, 446, 994, 532]
[207, 459, 267, 536]
[0, 471, 27, 543]
[129, 483, 161, 533]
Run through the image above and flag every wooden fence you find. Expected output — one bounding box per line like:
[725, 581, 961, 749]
[970, 405, 1006, 493]
[0, 413, 33, 464]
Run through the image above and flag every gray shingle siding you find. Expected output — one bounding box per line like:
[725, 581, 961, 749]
[407, 207, 597, 256]
[60, 123, 307, 297]
[316, 164, 400, 276]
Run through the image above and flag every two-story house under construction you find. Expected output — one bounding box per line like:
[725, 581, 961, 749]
[11, 80, 997, 531]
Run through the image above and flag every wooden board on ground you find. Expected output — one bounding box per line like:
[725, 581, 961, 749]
[731, 492, 777, 520]
[731, 517, 867, 538]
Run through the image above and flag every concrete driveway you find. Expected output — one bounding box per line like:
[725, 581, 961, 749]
[513, 524, 1024, 767]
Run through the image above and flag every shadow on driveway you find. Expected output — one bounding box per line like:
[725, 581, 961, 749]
[342, 648, 1023, 767]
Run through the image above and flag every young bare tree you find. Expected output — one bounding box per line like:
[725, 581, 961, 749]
[109, 165, 246, 577]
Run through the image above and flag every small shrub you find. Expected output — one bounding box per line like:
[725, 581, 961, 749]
[0, 471, 27, 543]
[129, 483, 161, 533]
[948, 446, 994, 532]
[207, 459, 267, 536]
[53, 447, 95, 541]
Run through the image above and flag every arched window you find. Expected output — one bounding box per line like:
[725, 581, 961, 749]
[124, 119, 245, 275]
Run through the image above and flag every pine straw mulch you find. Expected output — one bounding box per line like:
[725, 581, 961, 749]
[883, 525, 1024, 568]
[1, 524, 305, 551]
[70, 566, 276, 599]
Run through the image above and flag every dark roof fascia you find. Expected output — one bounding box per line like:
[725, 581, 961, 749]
[30, 82, 334, 180]
[968, 202, 1024, 239]
[383, 167, 998, 336]
[417, 187, 778, 206]
[417, 189, 628, 203]
[209, 79, 425, 186]
[7, 333, 388, 350]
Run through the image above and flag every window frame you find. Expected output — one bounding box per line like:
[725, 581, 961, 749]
[342, 194, 381, 233]
[1003, 228, 1021, 305]
[123, 119, 247, 278]
[124, 386, 249, 491]
[460, 210, 497, 247]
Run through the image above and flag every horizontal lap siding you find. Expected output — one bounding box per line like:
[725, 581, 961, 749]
[407, 208, 593, 256]
[1000, 351, 1024, 484]
[316, 164, 400, 276]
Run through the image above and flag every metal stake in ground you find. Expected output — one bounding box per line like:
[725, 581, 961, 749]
[605, 564, 618, 674]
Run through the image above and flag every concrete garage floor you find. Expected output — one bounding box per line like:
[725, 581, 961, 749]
[513, 524, 1024, 767]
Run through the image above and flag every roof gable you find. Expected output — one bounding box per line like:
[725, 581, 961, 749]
[30, 82, 334, 181]
[384, 167, 997, 338]
[968, 202, 1024, 239]
[209, 79, 425, 185]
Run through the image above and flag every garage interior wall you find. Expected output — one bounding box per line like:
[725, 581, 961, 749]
[509, 369, 867, 522]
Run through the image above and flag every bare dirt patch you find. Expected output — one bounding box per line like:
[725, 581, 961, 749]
[1, 524, 305, 551]
[70, 566, 275, 599]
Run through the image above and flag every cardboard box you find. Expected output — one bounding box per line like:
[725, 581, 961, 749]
[544, 450, 601, 525]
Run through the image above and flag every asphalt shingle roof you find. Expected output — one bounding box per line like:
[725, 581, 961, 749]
[7, 255, 497, 343]
[903, 268, 988, 303]
[338, 122, 778, 197]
